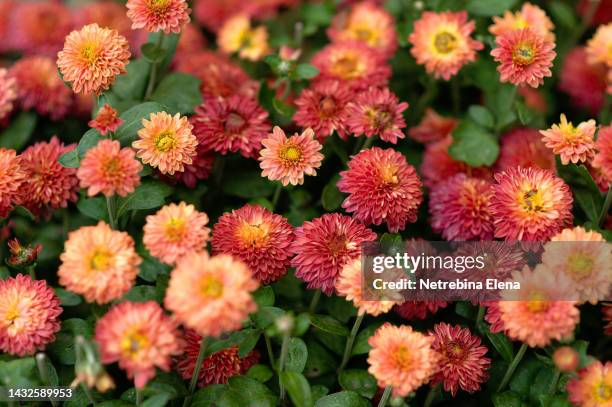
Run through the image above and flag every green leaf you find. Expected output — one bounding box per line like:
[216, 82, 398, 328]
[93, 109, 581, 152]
[116, 179, 173, 218]
[302, 3, 334, 28]
[247, 364, 274, 383]
[58, 148, 79, 168]
[191, 384, 227, 407]
[478, 321, 514, 363]
[273, 97, 296, 118]
[281, 372, 313, 407]
[76, 196, 108, 221]
[141, 42, 166, 63]
[305, 340, 336, 377]
[311, 385, 329, 401]
[0, 266, 9, 280]
[559, 164, 604, 223]
[253, 286, 275, 308]
[0, 111, 37, 150]
[219, 376, 278, 407]
[509, 357, 541, 396]
[238, 329, 261, 357]
[150, 73, 202, 115]
[252, 306, 285, 330]
[449, 121, 499, 167]
[314, 391, 369, 407]
[112, 58, 150, 101]
[351, 322, 384, 356]
[515, 100, 535, 126]
[60, 129, 102, 168]
[322, 175, 343, 211]
[548, 1, 577, 29]
[338, 370, 377, 399]
[48, 318, 93, 365]
[122, 285, 158, 303]
[286, 338, 308, 373]
[310, 315, 349, 336]
[223, 171, 276, 199]
[114, 102, 167, 146]
[138, 253, 170, 282]
[295, 64, 319, 80]
[55, 288, 82, 306]
[492, 391, 522, 407]
[141, 393, 170, 407]
[466, 0, 517, 16]
[0, 358, 37, 387]
[455, 301, 476, 319]
[468, 105, 495, 129]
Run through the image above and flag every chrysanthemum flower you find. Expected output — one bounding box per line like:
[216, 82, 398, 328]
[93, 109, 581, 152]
[258, 127, 323, 186]
[11, 1, 72, 56]
[395, 301, 448, 320]
[175, 329, 258, 387]
[293, 80, 353, 141]
[489, 3, 555, 42]
[95, 301, 182, 389]
[346, 87, 408, 144]
[77, 140, 142, 198]
[408, 11, 483, 80]
[75, 1, 133, 40]
[18, 137, 79, 217]
[327, 2, 397, 58]
[429, 323, 491, 396]
[408, 108, 457, 144]
[518, 85, 548, 113]
[57, 24, 131, 95]
[126, 0, 190, 34]
[567, 361, 612, 407]
[593, 125, 612, 183]
[496, 128, 555, 172]
[191, 95, 270, 159]
[0, 0, 14, 53]
[559, 47, 608, 114]
[0, 68, 16, 121]
[212, 204, 294, 284]
[58, 222, 141, 304]
[577, 0, 612, 26]
[540, 114, 597, 165]
[217, 15, 269, 61]
[490, 166, 573, 241]
[311, 41, 391, 90]
[165, 252, 259, 337]
[0, 148, 25, 218]
[552, 346, 580, 372]
[175, 23, 207, 57]
[143, 202, 211, 265]
[193, 0, 297, 33]
[587, 23, 612, 68]
[291, 213, 376, 295]
[429, 174, 494, 241]
[338, 147, 423, 233]
[133, 112, 198, 175]
[0, 274, 61, 356]
[88, 104, 124, 136]
[9, 56, 72, 120]
[491, 28, 556, 88]
[367, 323, 439, 397]
[171, 148, 215, 188]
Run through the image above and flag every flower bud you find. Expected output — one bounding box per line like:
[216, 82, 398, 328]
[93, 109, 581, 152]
[553, 346, 580, 372]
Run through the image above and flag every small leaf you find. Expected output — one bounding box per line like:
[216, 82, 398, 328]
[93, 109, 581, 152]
[310, 315, 349, 336]
[112, 59, 150, 101]
[191, 384, 227, 407]
[223, 171, 276, 199]
[468, 105, 495, 129]
[322, 175, 343, 211]
[122, 285, 158, 303]
[115, 102, 167, 146]
[253, 286, 275, 307]
[338, 370, 377, 399]
[478, 321, 514, 362]
[492, 391, 522, 407]
[150, 73, 202, 114]
[0, 112, 37, 150]
[449, 121, 499, 167]
[252, 306, 285, 330]
[515, 100, 535, 125]
[351, 322, 384, 356]
[286, 338, 308, 373]
[76, 196, 108, 221]
[247, 365, 274, 383]
[141, 43, 166, 63]
[58, 148, 79, 168]
[115, 179, 173, 218]
[295, 64, 319, 80]
[466, 0, 518, 16]
[314, 391, 369, 407]
[141, 393, 170, 407]
[54, 288, 82, 306]
[281, 372, 313, 407]
[273, 98, 296, 118]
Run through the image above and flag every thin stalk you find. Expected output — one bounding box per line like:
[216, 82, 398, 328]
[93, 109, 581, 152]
[106, 196, 117, 230]
[271, 183, 282, 209]
[183, 338, 207, 407]
[81, 383, 96, 406]
[308, 290, 321, 313]
[497, 343, 528, 392]
[264, 333, 276, 370]
[136, 388, 142, 406]
[362, 136, 376, 151]
[26, 264, 36, 279]
[598, 184, 612, 227]
[548, 369, 561, 395]
[424, 383, 440, 407]
[476, 305, 485, 323]
[144, 35, 165, 99]
[278, 331, 291, 403]
[338, 313, 364, 373]
[377, 386, 392, 407]
[36, 353, 58, 407]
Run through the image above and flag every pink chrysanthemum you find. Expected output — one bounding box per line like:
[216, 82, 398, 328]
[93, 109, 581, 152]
[587, 23, 612, 68]
[408, 108, 457, 144]
[88, 104, 124, 136]
[408, 11, 483, 80]
[338, 147, 423, 233]
[346, 87, 408, 144]
[559, 47, 608, 114]
[11, 1, 72, 56]
[191, 95, 270, 159]
[429, 323, 491, 396]
[95, 301, 182, 389]
[133, 112, 198, 175]
[395, 301, 448, 320]
[59, 222, 141, 304]
[491, 28, 556, 88]
[496, 128, 555, 172]
[540, 114, 597, 165]
[164, 252, 259, 337]
[291, 213, 376, 295]
[489, 2, 555, 41]
[75, 1, 133, 40]
[212, 204, 294, 284]
[0, 274, 61, 356]
[175, 23, 207, 57]
[490, 166, 573, 241]
[170, 148, 215, 188]
[77, 140, 142, 197]
[429, 174, 494, 241]
[293, 79, 353, 141]
[9, 56, 72, 120]
[259, 127, 323, 186]
[0, 68, 16, 121]
[367, 323, 439, 397]
[593, 125, 612, 183]
[217, 15, 269, 61]
[0, 148, 25, 218]
[311, 41, 392, 90]
[18, 137, 79, 217]
[143, 202, 211, 265]
[126, 0, 190, 34]
[57, 24, 131, 95]
[567, 360, 612, 406]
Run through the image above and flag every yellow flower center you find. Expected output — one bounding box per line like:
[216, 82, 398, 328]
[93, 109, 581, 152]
[326, 234, 348, 255]
[238, 223, 268, 247]
[80, 43, 100, 66]
[5, 303, 19, 323]
[155, 131, 176, 152]
[446, 341, 466, 361]
[200, 275, 224, 299]
[594, 382, 612, 402]
[90, 249, 112, 271]
[349, 23, 378, 46]
[433, 31, 458, 54]
[331, 53, 364, 80]
[366, 108, 392, 130]
[120, 330, 149, 357]
[148, 0, 170, 13]
[103, 157, 120, 176]
[280, 144, 302, 163]
[379, 165, 399, 186]
[525, 290, 550, 313]
[393, 345, 412, 371]
[566, 252, 594, 280]
[319, 97, 337, 117]
[164, 217, 186, 242]
[520, 188, 544, 212]
[512, 42, 536, 65]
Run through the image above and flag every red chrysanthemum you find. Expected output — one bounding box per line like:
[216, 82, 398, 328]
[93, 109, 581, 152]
[593, 125, 612, 184]
[88, 104, 124, 136]
[559, 47, 608, 114]
[429, 323, 491, 396]
[495, 128, 555, 172]
[175, 23, 207, 57]
[0, 68, 17, 121]
[0, 148, 25, 219]
[191, 95, 270, 159]
[169, 147, 215, 188]
[291, 213, 376, 295]
[126, 0, 191, 34]
[408, 108, 457, 144]
[338, 147, 423, 232]
[394, 301, 448, 320]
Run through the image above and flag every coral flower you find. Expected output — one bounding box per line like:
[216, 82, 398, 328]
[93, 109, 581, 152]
[291, 213, 376, 295]
[408, 11, 483, 80]
[346, 87, 408, 144]
[259, 127, 323, 186]
[11, 1, 72, 56]
[567, 360, 612, 407]
[19, 137, 79, 217]
[338, 147, 423, 233]
[559, 47, 608, 114]
[429, 174, 494, 241]
[429, 323, 491, 396]
[553, 346, 580, 372]
[58, 222, 141, 304]
[95, 301, 182, 389]
[217, 15, 269, 61]
[212, 204, 294, 284]
[490, 166, 573, 241]
[587, 23, 612, 67]
[0, 148, 25, 218]
[395, 301, 448, 320]
[0, 274, 61, 356]
[408, 108, 457, 144]
[133, 112, 198, 175]
[491, 28, 556, 88]
[77, 140, 142, 197]
[171, 148, 215, 188]
[496, 128, 555, 172]
[126, 0, 190, 34]
[540, 114, 597, 165]
[143, 202, 211, 265]
[89, 104, 124, 136]
[191, 95, 270, 158]
[165, 252, 258, 337]
[367, 323, 439, 397]
[293, 79, 354, 141]
[489, 3, 555, 41]
[75, 1, 133, 40]
[0, 68, 16, 121]
[9, 56, 72, 120]
[593, 125, 612, 183]
[57, 24, 131, 95]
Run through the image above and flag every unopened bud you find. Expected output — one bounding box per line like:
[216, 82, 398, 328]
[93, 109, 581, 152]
[553, 346, 579, 372]
[7, 238, 41, 267]
[276, 314, 294, 333]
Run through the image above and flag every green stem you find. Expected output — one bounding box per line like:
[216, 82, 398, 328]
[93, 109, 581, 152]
[362, 136, 376, 151]
[377, 386, 393, 407]
[497, 343, 528, 392]
[106, 196, 117, 230]
[599, 184, 612, 227]
[36, 353, 58, 407]
[278, 331, 291, 403]
[26, 264, 36, 279]
[271, 183, 282, 210]
[548, 369, 561, 395]
[136, 388, 142, 406]
[411, 77, 437, 126]
[338, 313, 364, 373]
[183, 338, 207, 407]
[144, 35, 165, 99]
[264, 333, 276, 370]
[81, 383, 96, 406]
[308, 290, 321, 313]
[476, 305, 485, 323]
[424, 383, 440, 407]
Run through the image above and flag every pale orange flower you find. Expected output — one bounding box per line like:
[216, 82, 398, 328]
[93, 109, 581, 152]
[88, 104, 123, 136]
[217, 15, 269, 61]
[489, 2, 555, 41]
[126, 0, 191, 34]
[586, 23, 612, 67]
[0, 148, 25, 219]
[0, 68, 16, 121]
[539, 114, 597, 165]
[567, 361, 612, 407]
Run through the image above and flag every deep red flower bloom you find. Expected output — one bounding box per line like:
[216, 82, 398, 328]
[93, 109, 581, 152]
[408, 108, 457, 144]
[169, 148, 215, 188]
[559, 47, 607, 114]
[395, 301, 448, 320]
[496, 128, 555, 172]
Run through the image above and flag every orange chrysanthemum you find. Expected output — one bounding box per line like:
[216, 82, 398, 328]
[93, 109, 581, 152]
[540, 114, 597, 165]
[489, 2, 555, 41]
[164, 252, 258, 337]
[0, 274, 62, 356]
[567, 361, 612, 407]
[58, 222, 142, 304]
[127, 0, 191, 34]
[95, 301, 182, 389]
[217, 15, 269, 61]
[593, 125, 612, 183]
[88, 104, 124, 136]
[367, 323, 439, 397]
[57, 24, 131, 95]
[0, 148, 25, 218]
[143, 202, 211, 265]
[77, 140, 142, 197]
[0, 68, 16, 121]
[133, 112, 198, 175]
[408, 11, 483, 80]
[587, 23, 612, 68]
